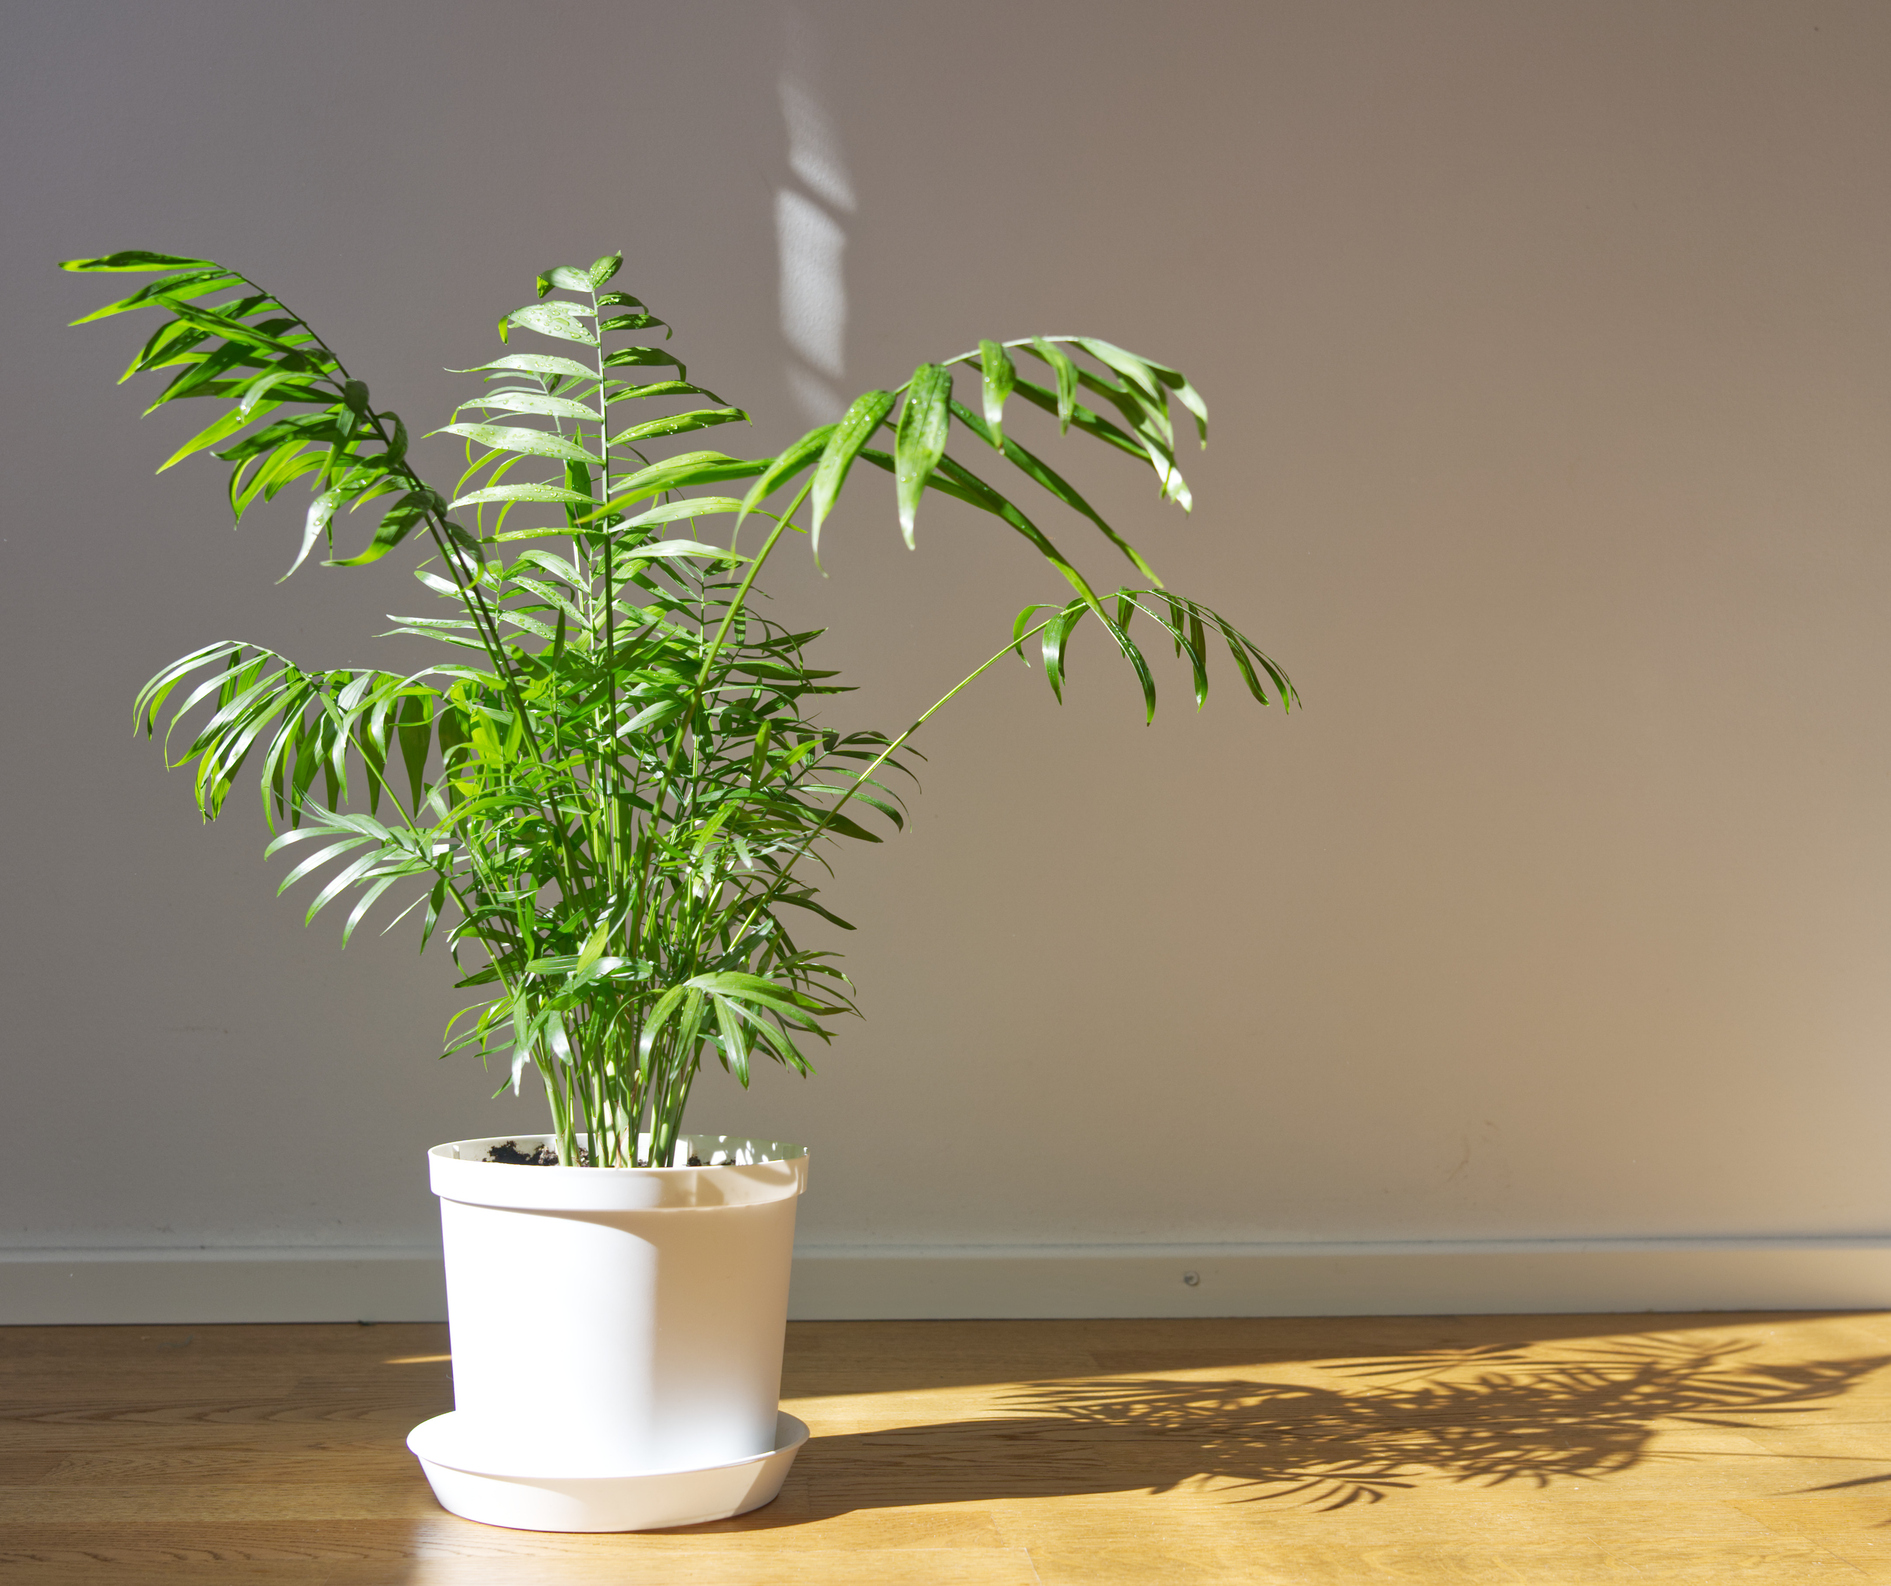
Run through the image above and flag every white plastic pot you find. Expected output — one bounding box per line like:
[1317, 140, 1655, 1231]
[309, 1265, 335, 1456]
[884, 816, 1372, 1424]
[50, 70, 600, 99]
[406, 1132, 809, 1531]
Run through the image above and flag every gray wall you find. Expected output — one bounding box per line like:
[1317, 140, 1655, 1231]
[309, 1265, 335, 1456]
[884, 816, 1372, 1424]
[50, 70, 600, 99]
[6, 0, 1891, 1260]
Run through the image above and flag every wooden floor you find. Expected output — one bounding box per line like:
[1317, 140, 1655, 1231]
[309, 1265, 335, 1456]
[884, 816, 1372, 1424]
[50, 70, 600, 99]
[6, 1314, 1891, 1583]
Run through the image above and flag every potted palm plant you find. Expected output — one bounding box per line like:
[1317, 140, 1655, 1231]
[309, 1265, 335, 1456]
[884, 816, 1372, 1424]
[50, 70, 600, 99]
[64, 246, 1295, 1530]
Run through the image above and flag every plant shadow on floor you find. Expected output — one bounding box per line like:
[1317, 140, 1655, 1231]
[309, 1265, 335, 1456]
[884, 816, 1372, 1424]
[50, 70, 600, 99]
[697, 1330, 1891, 1528]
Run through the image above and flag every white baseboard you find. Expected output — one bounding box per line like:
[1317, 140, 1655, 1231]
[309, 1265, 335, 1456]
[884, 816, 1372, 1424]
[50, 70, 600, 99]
[5, 1239, 1891, 1326]
[790, 1239, 1891, 1320]
[0, 1247, 448, 1325]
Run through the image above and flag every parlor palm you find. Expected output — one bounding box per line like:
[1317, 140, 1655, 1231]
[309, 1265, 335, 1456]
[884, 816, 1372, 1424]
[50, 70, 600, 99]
[65, 247, 1294, 1169]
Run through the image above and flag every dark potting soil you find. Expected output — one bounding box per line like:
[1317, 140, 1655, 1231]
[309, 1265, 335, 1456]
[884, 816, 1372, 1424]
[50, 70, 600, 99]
[481, 1140, 709, 1167]
[483, 1140, 566, 1166]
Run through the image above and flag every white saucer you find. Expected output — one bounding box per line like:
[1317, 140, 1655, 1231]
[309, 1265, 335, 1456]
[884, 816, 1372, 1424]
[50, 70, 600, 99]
[407, 1411, 810, 1532]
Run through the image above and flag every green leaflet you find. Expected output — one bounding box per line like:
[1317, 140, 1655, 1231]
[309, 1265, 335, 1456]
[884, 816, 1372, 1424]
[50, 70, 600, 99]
[158, 401, 279, 473]
[449, 483, 595, 511]
[603, 346, 687, 379]
[810, 389, 896, 561]
[459, 391, 601, 422]
[537, 266, 595, 296]
[503, 301, 598, 346]
[284, 488, 344, 582]
[437, 424, 600, 465]
[448, 353, 597, 381]
[1042, 600, 1082, 702]
[605, 380, 729, 406]
[622, 496, 746, 529]
[1099, 607, 1158, 724]
[978, 340, 1015, 448]
[625, 539, 747, 563]
[61, 250, 219, 273]
[894, 365, 952, 548]
[608, 407, 747, 447]
[1029, 337, 1079, 432]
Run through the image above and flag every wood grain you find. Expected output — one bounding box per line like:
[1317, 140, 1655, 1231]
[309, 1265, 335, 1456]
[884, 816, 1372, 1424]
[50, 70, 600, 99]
[5, 1313, 1891, 1581]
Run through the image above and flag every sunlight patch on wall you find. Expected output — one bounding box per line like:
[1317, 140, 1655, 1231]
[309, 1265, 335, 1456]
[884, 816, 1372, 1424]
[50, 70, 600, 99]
[777, 190, 847, 381]
[776, 9, 855, 423]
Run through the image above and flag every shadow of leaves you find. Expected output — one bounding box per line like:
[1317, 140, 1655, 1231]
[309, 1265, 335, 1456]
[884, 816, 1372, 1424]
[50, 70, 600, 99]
[763, 1333, 1891, 1519]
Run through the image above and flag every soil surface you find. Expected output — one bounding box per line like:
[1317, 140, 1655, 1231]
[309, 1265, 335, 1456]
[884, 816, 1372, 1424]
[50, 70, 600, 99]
[481, 1140, 709, 1167]
[482, 1140, 566, 1166]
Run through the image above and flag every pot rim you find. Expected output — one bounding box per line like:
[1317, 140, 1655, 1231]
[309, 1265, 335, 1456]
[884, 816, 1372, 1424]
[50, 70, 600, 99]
[429, 1133, 808, 1211]
[432, 1131, 806, 1173]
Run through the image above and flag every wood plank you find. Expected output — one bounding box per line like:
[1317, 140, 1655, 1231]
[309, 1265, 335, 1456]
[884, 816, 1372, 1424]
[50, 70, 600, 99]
[36, 1449, 424, 1486]
[1, 1551, 1040, 1586]
[7, 1313, 1891, 1582]
[1025, 1539, 1868, 1585]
